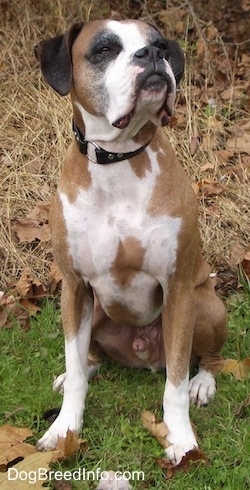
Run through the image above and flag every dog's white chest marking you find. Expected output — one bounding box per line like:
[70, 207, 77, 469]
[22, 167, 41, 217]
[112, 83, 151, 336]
[60, 147, 181, 322]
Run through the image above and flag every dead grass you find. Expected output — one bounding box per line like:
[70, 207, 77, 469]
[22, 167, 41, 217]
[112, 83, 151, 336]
[0, 0, 249, 290]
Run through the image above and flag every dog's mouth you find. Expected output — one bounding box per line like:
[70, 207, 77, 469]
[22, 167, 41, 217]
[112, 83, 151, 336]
[112, 110, 134, 130]
[112, 97, 173, 129]
[112, 71, 173, 129]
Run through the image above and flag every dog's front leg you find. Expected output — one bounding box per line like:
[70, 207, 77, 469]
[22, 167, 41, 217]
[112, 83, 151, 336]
[162, 282, 198, 465]
[37, 276, 93, 450]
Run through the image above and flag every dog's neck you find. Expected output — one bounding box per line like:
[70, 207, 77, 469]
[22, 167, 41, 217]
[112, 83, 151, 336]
[72, 100, 157, 154]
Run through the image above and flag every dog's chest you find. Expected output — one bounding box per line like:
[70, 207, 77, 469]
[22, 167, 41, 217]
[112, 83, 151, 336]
[60, 150, 181, 321]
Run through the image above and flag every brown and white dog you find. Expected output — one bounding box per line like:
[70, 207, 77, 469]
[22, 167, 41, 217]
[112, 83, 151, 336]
[35, 19, 227, 465]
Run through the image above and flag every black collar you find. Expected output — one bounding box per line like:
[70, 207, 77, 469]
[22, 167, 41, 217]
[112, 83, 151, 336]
[73, 121, 151, 164]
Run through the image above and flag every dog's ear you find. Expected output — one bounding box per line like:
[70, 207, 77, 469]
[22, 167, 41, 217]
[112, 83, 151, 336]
[35, 22, 83, 96]
[166, 40, 185, 85]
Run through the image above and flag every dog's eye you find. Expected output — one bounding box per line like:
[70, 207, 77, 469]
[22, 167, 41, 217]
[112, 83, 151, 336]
[98, 46, 112, 54]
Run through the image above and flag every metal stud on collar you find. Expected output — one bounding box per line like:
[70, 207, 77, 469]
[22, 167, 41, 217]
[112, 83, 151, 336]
[72, 120, 151, 164]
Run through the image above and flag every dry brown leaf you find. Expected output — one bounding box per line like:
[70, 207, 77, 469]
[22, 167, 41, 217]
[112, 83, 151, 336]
[0, 294, 32, 330]
[221, 86, 245, 101]
[214, 149, 235, 165]
[141, 410, 169, 448]
[221, 358, 250, 380]
[229, 242, 248, 266]
[226, 133, 250, 154]
[199, 179, 224, 196]
[156, 448, 209, 479]
[52, 429, 87, 461]
[0, 424, 36, 471]
[205, 24, 218, 41]
[0, 451, 58, 489]
[12, 203, 51, 243]
[15, 269, 48, 300]
[230, 244, 250, 279]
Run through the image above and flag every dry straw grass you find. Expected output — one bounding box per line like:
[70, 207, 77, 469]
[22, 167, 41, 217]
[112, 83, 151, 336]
[0, 0, 249, 291]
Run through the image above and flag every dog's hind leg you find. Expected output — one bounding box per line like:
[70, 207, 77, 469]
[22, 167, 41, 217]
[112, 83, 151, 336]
[189, 277, 227, 406]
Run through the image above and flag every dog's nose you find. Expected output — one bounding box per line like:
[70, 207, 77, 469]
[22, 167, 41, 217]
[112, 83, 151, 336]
[133, 45, 164, 64]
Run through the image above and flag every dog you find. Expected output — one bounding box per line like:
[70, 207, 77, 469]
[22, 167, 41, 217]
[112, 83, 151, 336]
[35, 19, 227, 465]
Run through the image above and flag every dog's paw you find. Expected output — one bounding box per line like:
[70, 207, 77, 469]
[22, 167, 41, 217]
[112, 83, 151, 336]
[165, 420, 198, 466]
[189, 370, 216, 406]
[52, 373, 66, 394]
[37, 427, 60, 451]
[166, 441, 198, 466]
[37, 413, 81, 451]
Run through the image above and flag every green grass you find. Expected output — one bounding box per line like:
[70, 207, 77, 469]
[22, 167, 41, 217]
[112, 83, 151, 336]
[0, 294, 249, 489]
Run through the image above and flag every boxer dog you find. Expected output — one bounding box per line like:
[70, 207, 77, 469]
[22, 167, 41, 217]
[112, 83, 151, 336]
[35, 19, 227, 465]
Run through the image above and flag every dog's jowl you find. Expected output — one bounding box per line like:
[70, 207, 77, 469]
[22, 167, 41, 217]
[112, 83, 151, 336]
[35, 19, 227, 465]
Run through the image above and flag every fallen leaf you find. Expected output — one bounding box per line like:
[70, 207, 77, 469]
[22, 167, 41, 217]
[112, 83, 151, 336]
[205, 24, 218, 41]
[212, 268, 238, 296]
[229, 244, 250, 279]
[141, 410, 169, 448]
[229, 242, 248, 266]
[221, 358, 250, 380]
[15, 269, 48, 300]
[0, 450, 57, 489]
[52, 429, 88, 461]
[226, 133, 250, 154]
[156, 448, 209, 479]
[192, 179, 224, 197]
[0, 424, 36, 471]
[214, 149, 234, 165]
[12, 203, 51, 243]
[221, 86, 245, 101]
[0, 294, 32, 330]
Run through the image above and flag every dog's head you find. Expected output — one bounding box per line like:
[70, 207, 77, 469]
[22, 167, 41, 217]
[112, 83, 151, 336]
[35, 20, 184, 137]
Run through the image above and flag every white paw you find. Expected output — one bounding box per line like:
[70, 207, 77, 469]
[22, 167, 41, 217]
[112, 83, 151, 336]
[37, 412, 82, 450]
[97, 471, 131, 490]
[53, 373, 66, 394]
[166, 440, 198, 466]
[189, 370, 216, 406]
